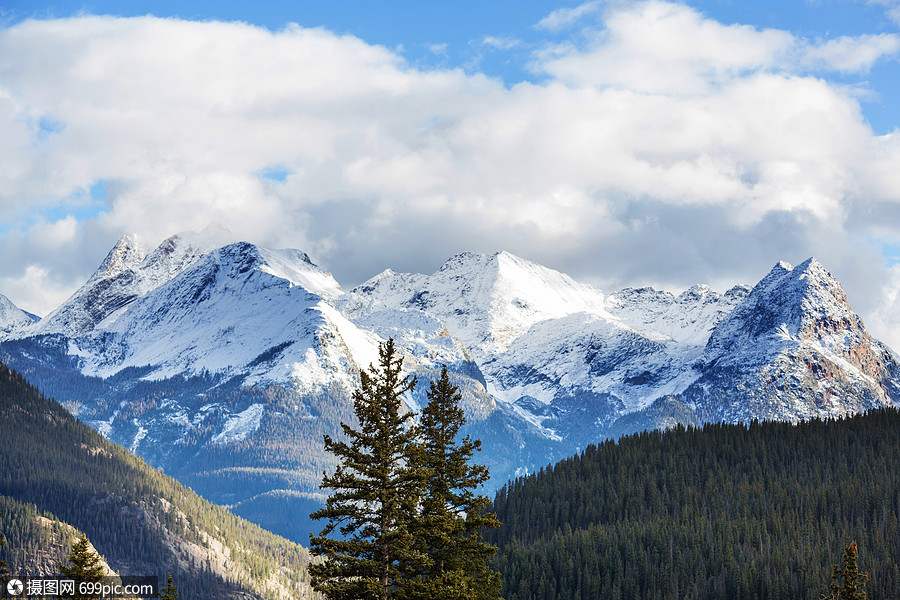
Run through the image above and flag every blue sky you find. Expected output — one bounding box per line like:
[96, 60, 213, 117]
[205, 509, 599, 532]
[4, 0, 899, 134]
[4, 0, 900, 347]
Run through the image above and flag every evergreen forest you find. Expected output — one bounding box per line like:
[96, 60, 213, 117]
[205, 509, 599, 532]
[0, 362, 318, 599]
[489, 409, 900, 599]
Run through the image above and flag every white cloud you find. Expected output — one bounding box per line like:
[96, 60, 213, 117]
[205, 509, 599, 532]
[534, 1, 900, 94]
[536, 1, 604, 32]
[481, 35, 521, 50]
[427, 43, 448, 57]
[534, 1, 794, 94]
[2, 5, 900, 346]
[0, 265, 70, 317]
[864, 262, 900, 351]
[867, 0, 900, 24]
[802, 33, 900, 73]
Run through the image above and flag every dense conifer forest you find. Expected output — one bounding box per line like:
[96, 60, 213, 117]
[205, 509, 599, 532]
[489, 409, 900, 599]
[0, 362, 317, 599]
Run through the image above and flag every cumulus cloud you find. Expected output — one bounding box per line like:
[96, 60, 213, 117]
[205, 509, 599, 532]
[533, 1, 900, 92]
[2, 3, 900, 348]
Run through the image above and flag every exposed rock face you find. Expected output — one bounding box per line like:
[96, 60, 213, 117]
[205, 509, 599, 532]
[674, 258, 900, 424]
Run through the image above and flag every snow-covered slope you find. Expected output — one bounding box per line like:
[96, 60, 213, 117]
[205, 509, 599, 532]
[608, 284, 751, 345]
[74, 241, 378, 392]
[352, 253, 900, 447]
[0, 293, 38, 339]
[353, 252, 752, 442]
[8, 245, 896, 448]
[355, 251, 613, 358]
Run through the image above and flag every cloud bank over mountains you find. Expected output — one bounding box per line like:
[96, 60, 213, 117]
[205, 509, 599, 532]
[3, 1, 900, 348]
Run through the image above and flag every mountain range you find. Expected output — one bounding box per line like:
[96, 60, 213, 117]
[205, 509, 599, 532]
[1, 233, 897, 542]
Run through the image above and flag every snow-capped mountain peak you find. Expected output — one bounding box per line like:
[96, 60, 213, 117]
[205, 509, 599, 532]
[707, 257, 856, 354]
[3, 241, 899, 544]
[71, 239, 376, 391]
[606, 282, 749, 346]
[355, 250, 612, 357]
[31, 232, 221, 336]
[0, 294, 38, 339]
[95, 234, 149, 280]
[674, 257, 900, 425]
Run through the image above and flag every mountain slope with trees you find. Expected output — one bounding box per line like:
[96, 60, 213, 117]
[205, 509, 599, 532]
[0, 361, 317, 599]
[489, 408, 900, 600]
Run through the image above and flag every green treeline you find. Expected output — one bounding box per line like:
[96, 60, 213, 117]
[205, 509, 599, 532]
[0, 362, 316, 599]
[489, 409, 900, 600]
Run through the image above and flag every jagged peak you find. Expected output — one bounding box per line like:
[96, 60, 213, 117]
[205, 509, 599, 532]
[204, 242, 343, 300]
[212, 242, 312, 271]
[724, 284, 752, 300]
[437, 251, 493, 273]
[676, 284, 714, 304]
[217, 240, 265, 263]
[797, 257, 820, 269]
[435, 250, 567, 283]
[755, 260, 794, 290]
[354, 268, 400, 290]
[795, 257, 835, 283]
[96, 234, 148, 279]
[611, 286, 674, 305]
[138, 232, 219, 278]
[756, 257, 844, 298]
[708, 256, 855, 352]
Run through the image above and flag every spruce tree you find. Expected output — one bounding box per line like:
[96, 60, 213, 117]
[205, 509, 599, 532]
[59, 534, 106, 600]
[309, 338, 420, 600]
[159, 572, 178, 600]
[400, 366, 501, 600]
[822, 542, 868, 600]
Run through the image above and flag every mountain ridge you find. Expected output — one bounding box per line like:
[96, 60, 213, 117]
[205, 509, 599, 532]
[1, 235, 897, 544]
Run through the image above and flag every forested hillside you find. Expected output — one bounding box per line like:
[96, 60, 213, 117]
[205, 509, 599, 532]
[0, 362, 318, 599]
[489, 409, 900, 600]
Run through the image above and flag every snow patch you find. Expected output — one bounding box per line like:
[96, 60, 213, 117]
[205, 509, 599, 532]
[131, 425, 147, 452]
[211, 404, 265, 444]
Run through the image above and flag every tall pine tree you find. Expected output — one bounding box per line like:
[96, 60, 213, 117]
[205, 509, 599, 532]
[400, 366, 501, 600]
[822, 542, 868, 600]
[310, 338, 420, 600]
[59, 534, 106, 600]
[159, 572, 178, 600]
